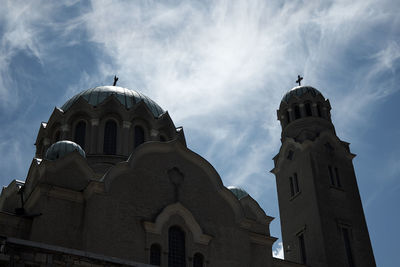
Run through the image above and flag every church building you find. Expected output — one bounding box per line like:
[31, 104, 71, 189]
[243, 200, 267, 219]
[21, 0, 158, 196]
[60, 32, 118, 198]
[0, 81, 375, 266]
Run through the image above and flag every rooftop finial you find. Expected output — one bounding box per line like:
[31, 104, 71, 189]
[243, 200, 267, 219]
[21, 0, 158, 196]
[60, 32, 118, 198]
[296, 75, 303, 86]
[113, 75, 119, 86]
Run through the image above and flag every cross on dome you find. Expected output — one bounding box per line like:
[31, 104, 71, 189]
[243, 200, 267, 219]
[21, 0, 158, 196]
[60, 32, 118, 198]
[296, 75, 303, 86]
[113, 75, 119, 86]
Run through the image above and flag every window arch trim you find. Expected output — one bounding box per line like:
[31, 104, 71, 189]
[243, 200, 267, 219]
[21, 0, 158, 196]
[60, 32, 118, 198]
[143, 203, 212, 245]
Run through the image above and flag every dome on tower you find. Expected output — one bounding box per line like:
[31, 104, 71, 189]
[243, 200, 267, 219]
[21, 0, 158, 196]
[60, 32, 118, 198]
[227, 186, 249, 200]
[281, 86, 323, 103]
[45, 141, 86, 160]
[61, 86, 165, 118]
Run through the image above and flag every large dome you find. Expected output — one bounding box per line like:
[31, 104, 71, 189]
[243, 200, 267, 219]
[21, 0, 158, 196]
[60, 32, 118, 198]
[281, 86, 323, 103]
[45, 141, 86, 160]
[61, 86, 165, 118]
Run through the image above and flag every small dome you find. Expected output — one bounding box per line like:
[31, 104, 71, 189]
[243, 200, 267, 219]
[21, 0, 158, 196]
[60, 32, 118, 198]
[61, 86, 165, 118]
[227, 186, 249, 200]
[282, 86, 323, 103]
[45, 141, 86, 160]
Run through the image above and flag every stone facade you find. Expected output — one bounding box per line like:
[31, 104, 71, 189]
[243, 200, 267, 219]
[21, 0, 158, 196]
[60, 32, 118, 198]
[0, 85, 375, 266]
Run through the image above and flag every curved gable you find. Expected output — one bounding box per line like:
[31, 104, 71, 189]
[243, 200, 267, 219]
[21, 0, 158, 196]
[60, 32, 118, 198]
[102, 139, 245, 223]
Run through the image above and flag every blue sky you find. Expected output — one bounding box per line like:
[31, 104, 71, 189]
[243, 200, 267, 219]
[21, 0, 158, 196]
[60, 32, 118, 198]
[0, 0, 399, 265]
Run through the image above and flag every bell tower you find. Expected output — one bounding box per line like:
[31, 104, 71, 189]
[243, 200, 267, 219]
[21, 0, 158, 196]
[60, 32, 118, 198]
[271, 82, 376, 267]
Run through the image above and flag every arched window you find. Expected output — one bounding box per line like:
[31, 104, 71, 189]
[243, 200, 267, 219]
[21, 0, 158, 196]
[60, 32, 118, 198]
[316, 103, 322, 117]
[54, 131, 61, 142]
[74, 121, 86, 149]
[104, 120, 117, 155]
[134, 125, 145, 148]
[305, 103, 312, 117]
[294, 105, 301, 119]
[150, 244, 161, 266]
[168, 226, 185, 267]
[286, 110, 291, 123]
[193, 253, 204, 267]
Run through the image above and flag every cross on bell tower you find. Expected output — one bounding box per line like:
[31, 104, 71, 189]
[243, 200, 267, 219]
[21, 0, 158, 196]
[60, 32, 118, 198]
[113, 75, 119, 86]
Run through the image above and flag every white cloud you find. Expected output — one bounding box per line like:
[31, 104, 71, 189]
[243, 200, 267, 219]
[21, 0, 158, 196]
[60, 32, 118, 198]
[273, 241, 284, 259]
[0, 0, 398, 204]
[77, 0, 400, 197]
[0, 0, 48, 108]
[0, 1, 399, 264]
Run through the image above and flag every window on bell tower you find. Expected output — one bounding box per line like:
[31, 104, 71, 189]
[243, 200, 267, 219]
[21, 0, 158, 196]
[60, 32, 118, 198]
[286, 110, 291, 123]
[294, 105, 301, 119]
[293, 173, 299, 193]
[335, 167, 342, 187]
[328, 165, 335, 186]
[298, 232, 307, 264]
[289, 173, 300, 197]
[328, 165, 342, 188]
[317, 103, 322, 117]
[305, 102, 312, 116]
[289, 176, 295, 197]
[342, 227, 355, 267]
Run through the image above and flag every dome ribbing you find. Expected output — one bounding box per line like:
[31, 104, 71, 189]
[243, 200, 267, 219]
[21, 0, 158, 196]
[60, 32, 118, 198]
[61, 86, 165, 118]
[282, 86, 323, 103]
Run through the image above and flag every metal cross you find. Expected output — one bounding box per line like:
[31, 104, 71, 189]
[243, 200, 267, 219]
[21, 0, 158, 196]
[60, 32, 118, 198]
[296, 75, 303, 86]
[113, 75, 119, 86]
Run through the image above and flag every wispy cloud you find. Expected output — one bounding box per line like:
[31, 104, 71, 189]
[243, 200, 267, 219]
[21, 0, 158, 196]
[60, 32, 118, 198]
[78, 0, 400, 195]
[0, 1, 398, 265]
[0, 1, 92, 112]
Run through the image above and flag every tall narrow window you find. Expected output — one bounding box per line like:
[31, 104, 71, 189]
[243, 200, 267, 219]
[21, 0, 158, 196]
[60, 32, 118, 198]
[293, 173, 300, 193]
[134, 125, 145, 148]
[168, 226, 186, 267]
[342, 228, 355, 267]
[287, 150, 294, 160]
[328, 165, 335, 186]
[335, 167, 342, 187]
[193, 253, 204, 267]
[54, 131, 61, 142]
[289, 176, 295, 197]
[305, 103, 312, 116]
[316, 104, 322, 117]
[104, 120, 117, 155]
[286, 110, 291, 123]
[150, 244, 161, 266]
[294, 105, 301, 119]
[74, 121, 86, 149]
[298, 233, 307, 264]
